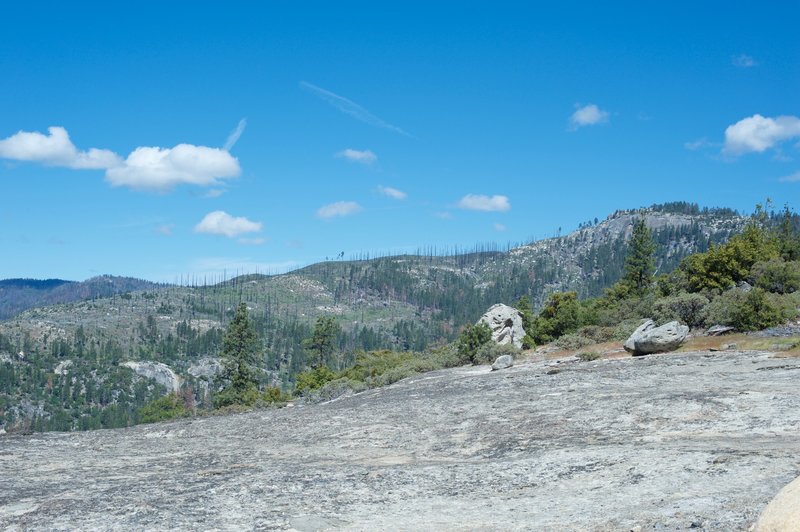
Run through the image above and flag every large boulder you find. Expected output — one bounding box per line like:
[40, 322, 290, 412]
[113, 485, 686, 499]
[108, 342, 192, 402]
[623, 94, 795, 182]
[121, 361, 181, 393]
[491, 354, 514, 371]
[478, 304, 525, 349]
[623, 319, 689, 356]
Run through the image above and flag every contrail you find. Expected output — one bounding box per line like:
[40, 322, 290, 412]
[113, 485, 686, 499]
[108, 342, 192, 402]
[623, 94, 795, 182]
[300, 81, 411, 137]
[223, 118, 247, 151]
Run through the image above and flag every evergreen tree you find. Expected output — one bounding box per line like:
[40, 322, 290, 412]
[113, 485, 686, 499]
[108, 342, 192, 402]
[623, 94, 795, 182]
[217, 303, 260, 406]
[303, 316, 341, 368]
[513, 295, 535, 349]
[623, 218, 656, 292]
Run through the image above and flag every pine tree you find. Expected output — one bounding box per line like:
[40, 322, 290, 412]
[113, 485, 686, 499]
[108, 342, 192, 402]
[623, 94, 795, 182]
[303, 316, 340, 368]
[217, 303, 260, 405]
[623, 218, 656, 292]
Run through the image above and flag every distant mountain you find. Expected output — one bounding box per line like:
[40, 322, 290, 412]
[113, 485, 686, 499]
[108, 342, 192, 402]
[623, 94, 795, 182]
[0, 275, 162, 320]
[0, 202, 747, 432]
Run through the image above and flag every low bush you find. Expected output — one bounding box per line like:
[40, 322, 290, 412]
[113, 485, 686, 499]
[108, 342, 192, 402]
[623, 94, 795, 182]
[554, 333, 594, 350]
[138, 393, 189, 423]
[472, 342, 519, 365]
[702, 287, 788, 331]
[575, 325, 615, 344]
[750, 259, 800, 294]
[652, 292, 709, 328]
[294, 366, 337, 395]
[456, 322, 493, 364]
[578, 351, 601, 362]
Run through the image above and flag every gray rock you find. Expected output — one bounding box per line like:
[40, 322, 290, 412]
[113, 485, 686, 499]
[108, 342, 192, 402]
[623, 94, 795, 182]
[187, 357, 222, 379]
[624, 320, 689, 356]
[707, 324, 735, 336]
[478, 303, 526, 349]
[491, 354, 514, 371]
[54, 360, 73, 375]
[121, 361, 181, 393]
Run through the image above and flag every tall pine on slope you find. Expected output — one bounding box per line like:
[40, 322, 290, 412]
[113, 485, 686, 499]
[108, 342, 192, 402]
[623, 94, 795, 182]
[623, 218, 656, 293]
[217, 303, 260, 406]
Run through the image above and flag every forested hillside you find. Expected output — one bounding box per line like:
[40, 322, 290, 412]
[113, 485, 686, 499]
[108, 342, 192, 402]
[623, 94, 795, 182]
[0, 202, 765, 432]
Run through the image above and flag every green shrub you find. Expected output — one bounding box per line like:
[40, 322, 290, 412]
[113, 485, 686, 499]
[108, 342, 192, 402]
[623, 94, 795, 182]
[138, 393, 188, 423]
[612, 319, 645, 341]
[532, 291, 585, 344]
[578, 351, 602, 362]
[554, 333, 594, 350]
[575, 325, 615, 344]
[751, 259, 800, 294]
[702, 287, 787, 331]
[294, 366, 337, 395]
[456, 322, 493, 364]
[213, 385, 261, 409]
[652, 293, 709, 328]
[472, 342, 519, 365]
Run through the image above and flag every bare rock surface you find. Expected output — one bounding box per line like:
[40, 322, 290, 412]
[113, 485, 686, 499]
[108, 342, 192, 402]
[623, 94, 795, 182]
[478, 303, 525, 348]
[3, 350, 800, 530]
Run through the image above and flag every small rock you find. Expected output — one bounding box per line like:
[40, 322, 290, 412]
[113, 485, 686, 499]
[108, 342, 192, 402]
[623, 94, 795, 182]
[707, 324, 735, 336]
[491, 354, 514, 371]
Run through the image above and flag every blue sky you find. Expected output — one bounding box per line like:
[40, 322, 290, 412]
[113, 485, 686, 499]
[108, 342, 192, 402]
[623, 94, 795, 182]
[1, 2, 798, 281]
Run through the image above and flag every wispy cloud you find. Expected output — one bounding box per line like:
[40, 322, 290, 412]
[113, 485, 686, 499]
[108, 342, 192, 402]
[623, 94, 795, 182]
[723, 114, 800, 155]
[779, 171, 800, 183]
[238, 237, 267, 246]
[569, 104, 609, 129]
[300, 81, 411, 136]
[194, 211, 262, 238]
[336, 148, 377, 165]
[377, 185, 407, 200]
[457, 194, 511, 212]
[493, 223, 507, 232]
[156, 224, 174, 236]
[223, 118, 247, 151]
[204, 188, 226, 198]
[732, 54, 757, 68]
[189, 257, 301, 277]
[684, 137, 717, 151]
[434, 211, 453, 220]
[317, 201, 363, 219]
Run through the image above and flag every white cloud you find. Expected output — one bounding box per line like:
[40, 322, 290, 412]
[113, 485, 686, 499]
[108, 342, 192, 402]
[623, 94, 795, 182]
[0, 126, 121, 169]
[0, 126, 243, 192]
[732, 54, 757, 68]
[723, 114, 800, 155]
[194, 211, 262, 238]
[317, 201, 363, 219]
[493, 223, 507, 232]
[434, 211, 453, 219]
[569, 104, 609, 129]
[300, 81, 411, 136]
[779, 171, 800, 183]
[457, 194, 511, 212]
[223, 118, 247, 151]
[377, 185, 407, 200]
[336, 148, 377, 165]
[106, 144, 241, 191]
